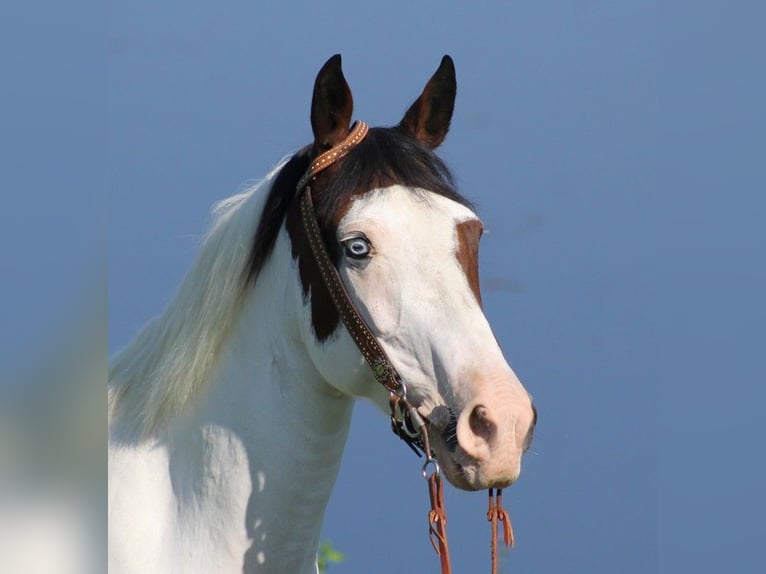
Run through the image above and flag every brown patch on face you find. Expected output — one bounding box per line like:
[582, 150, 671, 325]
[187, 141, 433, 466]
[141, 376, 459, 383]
[455, 219, 483, 306]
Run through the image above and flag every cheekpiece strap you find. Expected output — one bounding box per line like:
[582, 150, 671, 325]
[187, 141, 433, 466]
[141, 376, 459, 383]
[296, 120, 432, 457]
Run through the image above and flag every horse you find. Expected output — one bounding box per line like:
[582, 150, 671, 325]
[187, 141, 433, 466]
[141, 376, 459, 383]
[108, 54, 537, 574]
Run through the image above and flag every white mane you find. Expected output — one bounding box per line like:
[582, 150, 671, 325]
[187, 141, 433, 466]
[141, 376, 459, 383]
[109, 159, 289, 438]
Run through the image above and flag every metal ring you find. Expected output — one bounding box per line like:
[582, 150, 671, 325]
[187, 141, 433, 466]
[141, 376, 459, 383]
[400, 404, 423, 439]
[401, 418, 421, 439]
[422, 458, 440, 480]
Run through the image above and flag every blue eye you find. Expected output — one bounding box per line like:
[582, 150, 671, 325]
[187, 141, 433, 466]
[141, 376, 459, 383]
[342, 236, 371, 259]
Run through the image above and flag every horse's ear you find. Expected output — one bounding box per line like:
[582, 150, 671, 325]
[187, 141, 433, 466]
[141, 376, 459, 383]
[311, 54, 354, 151]
[398, 55, 456, 149]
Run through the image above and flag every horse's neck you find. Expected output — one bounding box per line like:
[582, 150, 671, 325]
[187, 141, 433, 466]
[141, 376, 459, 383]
[167, 314, 353, 572]
[111, 229, 355, 574]
[177, 247, 355, 573]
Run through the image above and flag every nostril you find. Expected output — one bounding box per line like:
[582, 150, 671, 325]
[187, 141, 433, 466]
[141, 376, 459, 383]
[523, 402, 538, 452]
[469, 404, 495, 441]
[455, 402, 500, 462]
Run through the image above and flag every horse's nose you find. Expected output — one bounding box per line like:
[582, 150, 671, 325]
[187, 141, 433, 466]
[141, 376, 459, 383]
[455, 402, 498, 462]
[468, 404, 497, 445]
[455, 397, 535, 464]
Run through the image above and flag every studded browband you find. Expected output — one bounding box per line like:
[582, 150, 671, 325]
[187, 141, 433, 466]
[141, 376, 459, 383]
[297, 121, 428, 455]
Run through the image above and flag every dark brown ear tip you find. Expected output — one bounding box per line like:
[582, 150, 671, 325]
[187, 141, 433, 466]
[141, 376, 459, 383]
[439, 55, 455, 72]
[433, 56, 456, 92]
[318, 54, 343, 75]
[312, 54, 350, 104]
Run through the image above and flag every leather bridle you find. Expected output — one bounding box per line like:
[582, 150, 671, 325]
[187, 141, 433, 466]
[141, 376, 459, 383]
[297, 120, 513, 573]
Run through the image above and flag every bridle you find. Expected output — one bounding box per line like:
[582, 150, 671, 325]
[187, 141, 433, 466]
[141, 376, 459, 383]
[298, 121, 514, 573]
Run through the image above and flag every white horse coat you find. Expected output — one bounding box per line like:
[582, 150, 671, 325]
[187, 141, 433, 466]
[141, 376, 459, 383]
[109, 55, 535, 574]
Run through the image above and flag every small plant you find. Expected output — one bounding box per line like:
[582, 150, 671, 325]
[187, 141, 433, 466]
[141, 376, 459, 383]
[317, 541, 345, 573]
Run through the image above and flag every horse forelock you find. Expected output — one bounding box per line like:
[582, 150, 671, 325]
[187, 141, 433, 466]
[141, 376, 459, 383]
[247, 126, 474, 342]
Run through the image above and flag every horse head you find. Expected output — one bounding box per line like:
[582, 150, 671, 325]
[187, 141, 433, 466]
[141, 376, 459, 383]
[269, 55, 537, 491]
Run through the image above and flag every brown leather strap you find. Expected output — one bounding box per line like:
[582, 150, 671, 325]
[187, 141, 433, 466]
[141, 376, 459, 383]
[297, 122, 426, 456]
[297, 122, 402, 396]
[427, 472, 452, 574]
[300, 188, 403, 395]
[296, 121, 370, 193]
[487, 488, 515, 574]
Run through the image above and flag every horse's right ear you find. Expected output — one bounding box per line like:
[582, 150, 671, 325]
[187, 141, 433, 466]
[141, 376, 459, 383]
[310, 54, 354, 152]
[398, 55, 456, 149]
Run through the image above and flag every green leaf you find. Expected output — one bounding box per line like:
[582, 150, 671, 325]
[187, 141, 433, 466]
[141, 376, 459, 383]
[317, 541, 345, 573]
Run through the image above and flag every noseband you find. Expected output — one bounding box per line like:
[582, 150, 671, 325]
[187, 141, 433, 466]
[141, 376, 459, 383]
[298, 121, 514, 574]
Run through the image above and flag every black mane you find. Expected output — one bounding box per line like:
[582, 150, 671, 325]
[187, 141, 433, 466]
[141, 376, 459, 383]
[244, 126, 473, 286]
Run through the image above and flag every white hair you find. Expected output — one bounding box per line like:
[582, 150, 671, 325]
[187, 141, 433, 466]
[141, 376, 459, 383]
[109, 160, 289, 438]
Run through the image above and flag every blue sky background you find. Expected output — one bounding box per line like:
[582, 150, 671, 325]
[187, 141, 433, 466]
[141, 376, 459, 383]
[2, 1, 765, 572]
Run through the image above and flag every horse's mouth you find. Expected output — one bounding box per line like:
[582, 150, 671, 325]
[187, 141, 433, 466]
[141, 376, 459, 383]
[418, 405, 516, 491]
[417, 406, 482, 491]
[431, 440, 485, 491]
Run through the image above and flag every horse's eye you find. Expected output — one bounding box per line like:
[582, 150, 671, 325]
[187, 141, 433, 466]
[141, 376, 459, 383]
[342, 236, 371, 259]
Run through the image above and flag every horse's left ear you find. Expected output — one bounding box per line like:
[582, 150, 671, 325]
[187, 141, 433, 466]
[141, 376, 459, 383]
[311, 54, 354, 151]
[398, 55, 456, 149]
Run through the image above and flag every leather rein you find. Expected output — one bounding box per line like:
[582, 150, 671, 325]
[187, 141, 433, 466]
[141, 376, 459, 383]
[298, 121, 514, 573]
